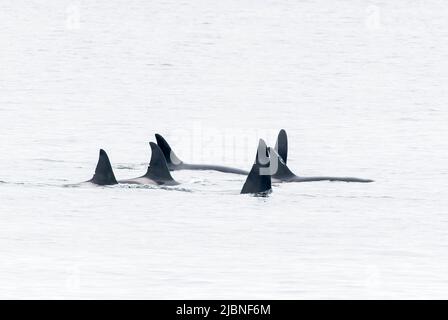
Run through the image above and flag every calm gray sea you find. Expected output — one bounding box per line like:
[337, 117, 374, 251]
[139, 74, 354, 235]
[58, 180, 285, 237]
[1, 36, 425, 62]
[1, 0, 448, 298]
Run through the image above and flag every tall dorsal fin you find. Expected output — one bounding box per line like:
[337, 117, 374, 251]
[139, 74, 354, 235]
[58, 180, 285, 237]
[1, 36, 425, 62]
[241, 139, 272, 194]
[90, 149, 118, 185]
[269, 147, 296, 180]
[274, 129, 288, 163]
[155, 133, 183, 167]
[144, 142, 177, 183]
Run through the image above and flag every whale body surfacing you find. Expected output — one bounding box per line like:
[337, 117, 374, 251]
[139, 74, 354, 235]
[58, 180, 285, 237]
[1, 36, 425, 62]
[85, 144, 178, 187]
[119, 142, 179, 186]
[271, 129, 374, 183]
[155, 133, 249, 175]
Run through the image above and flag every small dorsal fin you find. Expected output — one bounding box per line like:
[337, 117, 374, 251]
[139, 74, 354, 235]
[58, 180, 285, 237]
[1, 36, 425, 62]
[90, 149, 118, 185]
[241, 139, 272, 194]
[145, 142, 177, 184]
[274, 129, 288, 163]
[155, 133, 183, 167]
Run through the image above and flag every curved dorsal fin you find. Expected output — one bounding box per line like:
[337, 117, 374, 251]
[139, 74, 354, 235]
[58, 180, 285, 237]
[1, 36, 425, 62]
[274, 129, 288, 163]
[269, 147, 296, 180]
[145, 142, 177, 183]
[241, 139, 272, 194]
[91, 149, 118, 185]
[155, 133, 183, 166]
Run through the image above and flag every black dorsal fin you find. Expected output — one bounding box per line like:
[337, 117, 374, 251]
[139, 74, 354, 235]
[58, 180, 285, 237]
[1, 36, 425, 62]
[269, 147, 296, 180]
[274, 129, 288, 163]
[90, 149, 118, 185]
[155, 133, 183, 167]
[145, 142, 177, 183]
[241, 139, 272, 194]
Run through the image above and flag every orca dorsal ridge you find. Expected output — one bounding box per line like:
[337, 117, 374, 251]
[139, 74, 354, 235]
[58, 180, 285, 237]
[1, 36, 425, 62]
[241, 139, 272, 194]
[155, 133, 183, 166]
[145, 142, 177, 183]
[91, 149, 118, 185]
[274, 129, 288, 163]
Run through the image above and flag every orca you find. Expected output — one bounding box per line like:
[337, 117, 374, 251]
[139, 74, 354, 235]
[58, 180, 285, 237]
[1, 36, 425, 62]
[119, 142, 179, 186]
[241, 139, 272, 195]
[88, 149, 118, 186]
[271, 129, 374, 183]
[155, 133, 249, 175]
[274, 129, 288, 164]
